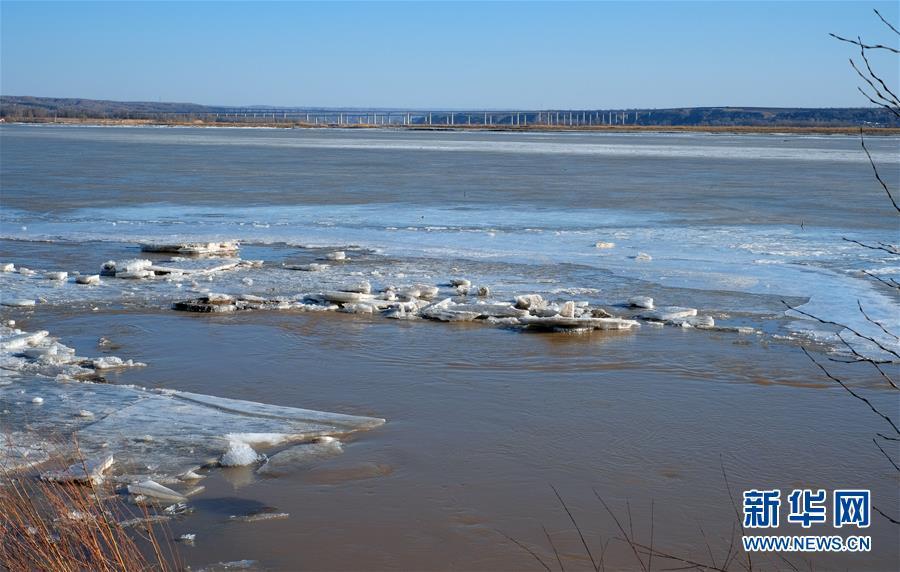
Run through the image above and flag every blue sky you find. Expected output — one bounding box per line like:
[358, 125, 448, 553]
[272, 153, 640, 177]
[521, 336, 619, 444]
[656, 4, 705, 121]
[1, 1, 898, 108]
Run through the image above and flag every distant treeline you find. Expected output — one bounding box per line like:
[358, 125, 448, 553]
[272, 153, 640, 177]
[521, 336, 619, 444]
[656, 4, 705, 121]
[2, 95, 898, 127]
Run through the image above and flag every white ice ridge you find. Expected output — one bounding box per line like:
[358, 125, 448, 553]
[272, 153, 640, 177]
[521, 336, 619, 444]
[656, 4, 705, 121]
[0, 327, 385, 482]
[171, 283, 655, 333]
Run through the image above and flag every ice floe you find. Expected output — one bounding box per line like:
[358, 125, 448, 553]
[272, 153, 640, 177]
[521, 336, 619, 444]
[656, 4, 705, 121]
[0, 327, 385, 484]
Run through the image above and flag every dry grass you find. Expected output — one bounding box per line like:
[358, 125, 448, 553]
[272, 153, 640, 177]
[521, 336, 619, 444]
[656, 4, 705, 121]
[1, 452, 179, 571]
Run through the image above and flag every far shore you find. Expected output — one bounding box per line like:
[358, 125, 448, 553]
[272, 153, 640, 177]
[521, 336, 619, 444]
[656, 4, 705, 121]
[4, 116, 900, 135]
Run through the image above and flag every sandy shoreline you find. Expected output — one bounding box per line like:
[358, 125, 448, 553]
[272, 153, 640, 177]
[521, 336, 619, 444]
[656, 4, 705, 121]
[5, 116, 900, 135]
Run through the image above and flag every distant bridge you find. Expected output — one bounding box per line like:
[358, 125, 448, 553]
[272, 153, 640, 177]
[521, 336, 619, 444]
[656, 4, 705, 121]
[144, 108, 648, 126]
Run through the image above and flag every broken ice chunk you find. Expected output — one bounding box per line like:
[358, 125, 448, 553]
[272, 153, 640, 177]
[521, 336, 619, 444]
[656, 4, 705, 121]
[75, 274, 101, 285]
[628, 296, 655, 309]
[1, 263, 16, 272]
[100, 261, 117, 276]
[320, 291, 375, 304]
[127, 480, 187, 503]
[514, 294, 545, 310]
[450, 278, 471, 288]
[520, 315, 640, 331]
[340, 281, 372, 294]
[229, 512, 289, 523]
[44, 271, 68, 281]
[680, 315, 715, 329]
[1, 330, 49, 351]
[31, 397, 44, 404]
[92, 356, 147, 370]
[42, 454, 114, 486]
[559, 301, 576, 318]
[285, 263, 329, 272]
[206, 293, 234, 304]
[114, 259, 154, 279]
[324, 251, 346, 261]
[631, 252, 653, 262]
[2, 299, 36, 307]
[595, 241, 616, 249]
[640, 306, 698, 321]
[420, 298, 480, 322]
[172, 296, 238, 313]
[141, 241, 239, 256]
[339, 303, 376, 314]
[220, 441, 263, 467]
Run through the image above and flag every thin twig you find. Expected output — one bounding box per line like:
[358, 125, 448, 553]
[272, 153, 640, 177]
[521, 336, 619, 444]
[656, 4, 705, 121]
[593, 491, 647, 572]
[801, 346, 900, 435]
[873, 437, 900, 472]
[873, 506, 900, 525]
[783, 299, 900, 360]
[874, 9, 900, 36]
[833, 331, 898, 391]
[495, 529, 553, 572]
[829, 33, 900, 53]
[861, 269, 900, 290]
[542, 524, 565, 572]
[720, 458, 751, 572]
[550, 485, 600, 572]
[859, 133, 900, 212]
[631, 542, 729, 572]
[842, 237, 900, 256]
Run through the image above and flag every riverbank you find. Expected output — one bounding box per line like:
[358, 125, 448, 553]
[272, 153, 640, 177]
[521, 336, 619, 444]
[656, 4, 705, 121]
[6, 116, 900, 135]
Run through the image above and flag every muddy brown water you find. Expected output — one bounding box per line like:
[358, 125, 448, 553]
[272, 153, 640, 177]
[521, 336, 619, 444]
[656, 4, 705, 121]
[7, 306, 897, 571]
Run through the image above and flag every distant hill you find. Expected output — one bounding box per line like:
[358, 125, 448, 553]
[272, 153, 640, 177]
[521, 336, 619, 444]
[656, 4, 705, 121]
[1, 95, 898, 127]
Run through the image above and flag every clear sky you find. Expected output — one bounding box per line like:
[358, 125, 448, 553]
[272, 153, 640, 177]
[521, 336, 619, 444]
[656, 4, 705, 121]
[1, 1, 898, 109]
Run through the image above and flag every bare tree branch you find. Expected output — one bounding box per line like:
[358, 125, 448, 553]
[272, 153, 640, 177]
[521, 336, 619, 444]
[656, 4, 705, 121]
[832, 332, 899, 390]
[861, 269, 900, 290]
[800, 346, 900, 436]
[842, 237, 900, 255]
[829, 33, 900, 53]
[873, 437, 900, 472]
[858, 300, 900, 342]
[874, 505, 900, 525]
[859, 133, 900, 212]
[856, 46, 900, 109]
[783, 300, 900, 360]
[873, 9, 900, 36]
